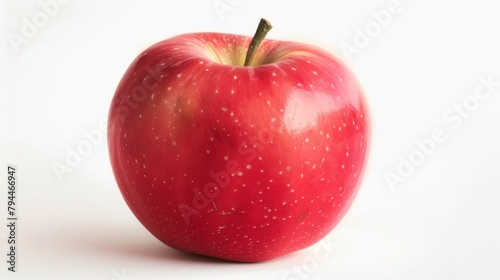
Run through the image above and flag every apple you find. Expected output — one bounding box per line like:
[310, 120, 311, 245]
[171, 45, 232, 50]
[108, 19, 370, 262]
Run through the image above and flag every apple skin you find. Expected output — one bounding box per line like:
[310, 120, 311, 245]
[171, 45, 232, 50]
[108, 32, 370, 262]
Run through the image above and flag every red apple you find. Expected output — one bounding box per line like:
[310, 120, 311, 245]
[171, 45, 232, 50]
[108, 19, 370, 262]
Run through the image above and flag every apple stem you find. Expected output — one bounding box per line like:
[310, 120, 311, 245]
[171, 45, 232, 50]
[244, 18, 273, 67]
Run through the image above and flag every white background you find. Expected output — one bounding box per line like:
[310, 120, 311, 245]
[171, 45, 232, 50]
[1, 0, 500, 279]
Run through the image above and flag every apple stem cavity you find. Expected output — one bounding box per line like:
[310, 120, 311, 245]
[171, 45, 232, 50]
[243, 18, 273, 67]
